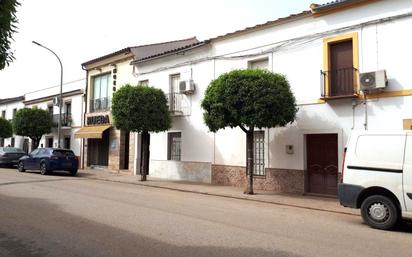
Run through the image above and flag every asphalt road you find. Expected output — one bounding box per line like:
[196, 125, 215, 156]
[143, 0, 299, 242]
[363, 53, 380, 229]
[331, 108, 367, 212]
[0, 168, 411, 257]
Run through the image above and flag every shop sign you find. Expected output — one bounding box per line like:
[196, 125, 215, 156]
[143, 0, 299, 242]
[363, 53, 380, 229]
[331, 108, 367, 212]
[87, 114, 110, 125]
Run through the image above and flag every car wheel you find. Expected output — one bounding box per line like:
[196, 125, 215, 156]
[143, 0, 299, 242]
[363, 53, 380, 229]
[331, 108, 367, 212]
[70, 169, 78, 176]
[361, 195, 399, 230]
[40, 162, 50, 175]
[17, 161, 25, 172]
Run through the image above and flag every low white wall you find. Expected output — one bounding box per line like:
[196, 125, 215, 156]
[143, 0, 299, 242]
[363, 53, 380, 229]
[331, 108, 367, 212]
[149, 160, 212, 183]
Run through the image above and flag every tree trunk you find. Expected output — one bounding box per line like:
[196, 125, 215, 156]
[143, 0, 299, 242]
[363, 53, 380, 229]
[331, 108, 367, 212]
[244, 127, 254, 195]
[31, 137, 40, 150]
[140, 131, 150, 181]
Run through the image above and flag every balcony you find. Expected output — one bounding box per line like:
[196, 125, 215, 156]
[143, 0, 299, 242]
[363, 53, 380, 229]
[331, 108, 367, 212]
[90, 97, 111, 113]
[51, 113, 72, 127]
[321, 67, 359, 99]
[166, 93, 185, 116]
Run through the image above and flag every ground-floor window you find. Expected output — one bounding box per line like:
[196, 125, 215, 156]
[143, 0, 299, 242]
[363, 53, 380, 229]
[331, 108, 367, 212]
[23, 139, 29, 153]
[47, 137, 53, 148]
[253, 131, 265, 176]
[11, 137, 15, 147]
[64, 136, 71, 150]
[0, 138, 4, 147]
[167, 132, 181, 161]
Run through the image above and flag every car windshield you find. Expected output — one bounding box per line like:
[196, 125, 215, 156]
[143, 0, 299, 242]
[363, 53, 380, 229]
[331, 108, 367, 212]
[53, 150, 75, 157]
[3, 147, 25, 153]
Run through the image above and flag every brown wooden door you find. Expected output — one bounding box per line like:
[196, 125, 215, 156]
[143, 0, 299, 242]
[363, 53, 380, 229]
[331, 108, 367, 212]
[307, 134, 338, 195]
[329, 40, 353, 96]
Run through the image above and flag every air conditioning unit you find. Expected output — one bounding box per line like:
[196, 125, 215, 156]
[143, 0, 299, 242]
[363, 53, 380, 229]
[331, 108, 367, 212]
[53, 96, 60, 106]
[360, 70, 388, 92]
[179, 80, 195, 94]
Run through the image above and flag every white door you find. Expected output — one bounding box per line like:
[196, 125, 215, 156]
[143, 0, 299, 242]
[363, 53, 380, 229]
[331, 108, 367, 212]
[403, 133, 412, 212]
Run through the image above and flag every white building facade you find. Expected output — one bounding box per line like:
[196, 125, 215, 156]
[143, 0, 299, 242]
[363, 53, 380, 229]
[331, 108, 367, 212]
[130, 0, 412, 195]
[23, 81, 84, 157]
[77, 38, 199, 173]
[0, 96, 26, 150]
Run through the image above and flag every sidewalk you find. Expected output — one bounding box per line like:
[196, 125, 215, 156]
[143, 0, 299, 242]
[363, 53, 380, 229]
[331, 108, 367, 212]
[78, 169, 360, 216]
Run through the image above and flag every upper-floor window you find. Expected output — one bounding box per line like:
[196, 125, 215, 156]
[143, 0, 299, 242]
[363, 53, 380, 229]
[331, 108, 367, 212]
[138, 80, 149, 86]
[168, 74, 183, 114]
[249, 58, 269, 70]
[12, 108, 17, 119]
[170, 74, 180, 93]
[93, 73, 110, 100]
[65, 102, 71, 114]
[1, 110, 5, 119]
[91, 73, 110, 112]
[322, 33, 359, 99]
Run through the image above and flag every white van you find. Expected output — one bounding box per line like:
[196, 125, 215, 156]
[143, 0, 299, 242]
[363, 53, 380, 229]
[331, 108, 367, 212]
[338, 131, 412, 230]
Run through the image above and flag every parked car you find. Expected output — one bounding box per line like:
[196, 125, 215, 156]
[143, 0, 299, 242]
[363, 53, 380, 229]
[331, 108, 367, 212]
[338, 131, 412, 230]
[0, 147, 27, 167]
[18, 148, 78, 176]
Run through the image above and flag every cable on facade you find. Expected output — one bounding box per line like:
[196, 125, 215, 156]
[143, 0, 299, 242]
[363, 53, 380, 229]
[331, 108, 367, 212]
[25, 78, 86, 95]
[133, 11, 412, 77]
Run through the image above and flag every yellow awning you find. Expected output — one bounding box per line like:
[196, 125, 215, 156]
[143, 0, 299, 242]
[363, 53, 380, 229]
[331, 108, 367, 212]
[74, 125, 111, 139]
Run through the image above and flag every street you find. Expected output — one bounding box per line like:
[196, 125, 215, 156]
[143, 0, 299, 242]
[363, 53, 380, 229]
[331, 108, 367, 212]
[0, 168, 411, 257]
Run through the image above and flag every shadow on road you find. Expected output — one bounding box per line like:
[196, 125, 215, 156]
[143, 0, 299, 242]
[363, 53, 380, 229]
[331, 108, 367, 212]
[393, 221, 412, 233]
[0, 178, 73, 187]
[0, 194, 301, 257]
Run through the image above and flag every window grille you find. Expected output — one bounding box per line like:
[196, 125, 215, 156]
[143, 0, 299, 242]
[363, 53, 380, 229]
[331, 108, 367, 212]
[253, 131, 265, 176]
[168, 132, 181, 161]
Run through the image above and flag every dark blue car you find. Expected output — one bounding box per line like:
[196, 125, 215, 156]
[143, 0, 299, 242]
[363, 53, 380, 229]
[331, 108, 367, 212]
[18, 148, 78, 176]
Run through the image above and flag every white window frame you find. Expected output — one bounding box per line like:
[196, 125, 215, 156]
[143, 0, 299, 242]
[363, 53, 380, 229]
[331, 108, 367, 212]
[248, 58, 269, 70]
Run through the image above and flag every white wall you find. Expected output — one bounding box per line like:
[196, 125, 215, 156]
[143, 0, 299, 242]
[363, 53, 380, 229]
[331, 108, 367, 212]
[24, 91, 84, 155]
[134, 0, 412, 175]
[86, 58, 137, 112]
[137, 50, 215, 164]
[0, 100, 25, 148]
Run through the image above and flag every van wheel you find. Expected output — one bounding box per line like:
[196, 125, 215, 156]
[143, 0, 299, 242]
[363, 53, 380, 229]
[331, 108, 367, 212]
[361, 195, 399, 230]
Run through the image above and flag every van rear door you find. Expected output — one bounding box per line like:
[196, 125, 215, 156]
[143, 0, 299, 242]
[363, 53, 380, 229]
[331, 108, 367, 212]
[403, 133, 412, 212]
[345, 133, 406, 209]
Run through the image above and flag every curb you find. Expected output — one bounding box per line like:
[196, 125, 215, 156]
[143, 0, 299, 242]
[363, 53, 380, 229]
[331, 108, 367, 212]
[80, 175, 359, 217]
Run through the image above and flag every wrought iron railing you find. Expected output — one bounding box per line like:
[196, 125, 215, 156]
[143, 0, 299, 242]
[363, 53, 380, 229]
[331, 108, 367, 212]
[90, 97, 111, 112]
[321, 67, 358, 98]
[166, 93, 184, 115]
[51, 113, 72, 127]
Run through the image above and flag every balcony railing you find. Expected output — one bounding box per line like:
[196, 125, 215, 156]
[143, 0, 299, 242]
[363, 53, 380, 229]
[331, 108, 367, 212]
[51, 113, 72, 127]
[166, 93, 185, 115]
[321, 67, 358, 99]
[90, 97, 111, 113]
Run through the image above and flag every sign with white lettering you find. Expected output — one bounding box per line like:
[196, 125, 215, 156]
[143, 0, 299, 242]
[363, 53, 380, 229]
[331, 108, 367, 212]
[87, 115, 110, 125]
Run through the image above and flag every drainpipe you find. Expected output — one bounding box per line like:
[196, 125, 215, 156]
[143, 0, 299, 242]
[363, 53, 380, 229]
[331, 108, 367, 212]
[363, 93, 368, 131]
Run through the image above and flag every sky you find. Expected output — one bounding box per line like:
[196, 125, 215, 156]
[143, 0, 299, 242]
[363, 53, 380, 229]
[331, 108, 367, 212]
[0, 0, 330, 98]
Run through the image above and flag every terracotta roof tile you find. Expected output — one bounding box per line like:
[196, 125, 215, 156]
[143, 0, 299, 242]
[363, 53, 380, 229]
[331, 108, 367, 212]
[0, 96, 24, 105]
[81, 37, 199, 67]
